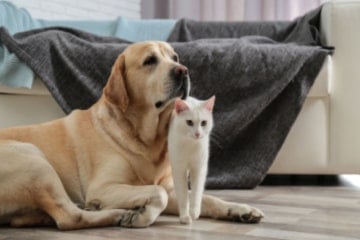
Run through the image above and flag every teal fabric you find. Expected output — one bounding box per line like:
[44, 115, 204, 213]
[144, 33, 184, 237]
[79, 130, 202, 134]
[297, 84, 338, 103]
[0, 1, 37, 87]
[0, 1, 176, 88]
[0, 47, 34, 88]
[0, 1, 39, 34]
[116, 17, 176, 42]
[38, 19, 119, 37]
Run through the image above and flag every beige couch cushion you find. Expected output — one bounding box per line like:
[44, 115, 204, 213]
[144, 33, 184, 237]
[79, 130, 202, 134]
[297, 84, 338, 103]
[307, 56, 330, 98]
[0, 94, 65, 128]
[269, 98, 329, 174]
[0, 77, 50, 95]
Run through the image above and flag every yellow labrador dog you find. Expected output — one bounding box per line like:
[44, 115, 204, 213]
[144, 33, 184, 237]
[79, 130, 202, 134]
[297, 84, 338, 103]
[0, 41, 263, 230]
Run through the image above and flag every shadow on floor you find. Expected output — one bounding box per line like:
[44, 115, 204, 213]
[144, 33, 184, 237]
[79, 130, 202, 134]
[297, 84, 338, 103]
[260, 174, 348, 186]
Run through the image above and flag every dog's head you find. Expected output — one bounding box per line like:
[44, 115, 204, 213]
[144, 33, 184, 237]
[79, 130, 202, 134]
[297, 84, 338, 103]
[103, 41, 190, 112]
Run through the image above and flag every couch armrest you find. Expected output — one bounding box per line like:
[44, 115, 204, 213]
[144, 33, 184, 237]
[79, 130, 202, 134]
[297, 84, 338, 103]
[321, 1, 360, 172]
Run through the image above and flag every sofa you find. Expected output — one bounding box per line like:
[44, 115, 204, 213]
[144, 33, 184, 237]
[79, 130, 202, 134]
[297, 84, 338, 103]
[0, 1, 359, 175]
[269, 1, 360, 174]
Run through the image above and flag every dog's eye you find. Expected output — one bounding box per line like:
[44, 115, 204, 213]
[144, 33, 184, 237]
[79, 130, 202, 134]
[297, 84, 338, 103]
[186, 120, 194, 126]
[201, 121, 207, 127]
[172, 55, 178, 62]
[143, 55, 158, 66]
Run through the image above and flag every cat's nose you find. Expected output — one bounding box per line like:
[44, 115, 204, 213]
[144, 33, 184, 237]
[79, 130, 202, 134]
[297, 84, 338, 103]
[195, 132, 200, 139]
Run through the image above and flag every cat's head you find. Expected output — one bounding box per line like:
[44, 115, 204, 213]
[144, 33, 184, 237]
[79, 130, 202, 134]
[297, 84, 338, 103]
[174, 96, 215, 140]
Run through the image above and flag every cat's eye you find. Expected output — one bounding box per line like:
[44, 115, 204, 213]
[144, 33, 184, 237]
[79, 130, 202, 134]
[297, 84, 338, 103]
[201, 121, 207, 127]
[172, 55, 178, 62]
[143, 55, 158, 66]
[186, 120, 194, 126]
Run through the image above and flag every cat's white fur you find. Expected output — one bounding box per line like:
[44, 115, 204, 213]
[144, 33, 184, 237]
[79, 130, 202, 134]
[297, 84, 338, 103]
[168, 96, 215, 224]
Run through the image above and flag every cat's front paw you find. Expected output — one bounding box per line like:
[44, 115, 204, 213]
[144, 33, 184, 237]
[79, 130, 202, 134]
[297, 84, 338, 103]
[179, 215, 192, 224]
[190, 207, 201, 220]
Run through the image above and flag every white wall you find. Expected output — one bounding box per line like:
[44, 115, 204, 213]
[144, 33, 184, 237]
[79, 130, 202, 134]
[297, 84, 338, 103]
[7, 0, 141, 20]
[141, 0, 328, 21]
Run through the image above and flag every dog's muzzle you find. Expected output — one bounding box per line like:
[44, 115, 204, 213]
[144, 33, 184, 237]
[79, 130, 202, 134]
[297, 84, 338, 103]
[155, 65, 191, 108]
[171, 65, 190, 99]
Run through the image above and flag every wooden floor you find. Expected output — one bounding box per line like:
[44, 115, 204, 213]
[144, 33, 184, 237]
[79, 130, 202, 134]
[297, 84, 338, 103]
[1, 177, 360, 240]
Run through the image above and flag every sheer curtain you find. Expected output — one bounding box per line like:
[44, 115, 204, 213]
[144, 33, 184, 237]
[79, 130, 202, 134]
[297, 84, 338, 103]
[142, 0, 328, 21]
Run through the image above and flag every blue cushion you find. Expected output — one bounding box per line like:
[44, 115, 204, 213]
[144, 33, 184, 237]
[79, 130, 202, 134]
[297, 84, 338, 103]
[0, 1, 37, 88]
[0, 1, 176, 88]
[115, 17, 176, 42]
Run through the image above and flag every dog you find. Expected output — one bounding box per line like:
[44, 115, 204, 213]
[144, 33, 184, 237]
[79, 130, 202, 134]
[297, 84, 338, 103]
[0, 41, 264, 230]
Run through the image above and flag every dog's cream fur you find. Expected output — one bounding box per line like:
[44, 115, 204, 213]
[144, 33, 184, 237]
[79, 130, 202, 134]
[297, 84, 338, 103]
[0, 41, 263, 230]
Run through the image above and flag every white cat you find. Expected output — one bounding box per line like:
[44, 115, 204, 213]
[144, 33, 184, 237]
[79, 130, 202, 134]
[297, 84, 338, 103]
[168, 95, 215, 224]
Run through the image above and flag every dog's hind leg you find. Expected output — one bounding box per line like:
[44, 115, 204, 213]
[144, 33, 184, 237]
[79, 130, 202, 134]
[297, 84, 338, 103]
[31, 160, 138, 229]
[0, 141, 134, 230]
[10, 210, 54, 227]
[36, 187, 133, 230]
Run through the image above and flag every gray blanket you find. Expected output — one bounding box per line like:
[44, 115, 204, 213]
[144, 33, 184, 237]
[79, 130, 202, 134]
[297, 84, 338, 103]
[0, 8, 331, 189]
[168, 6, 324, 45]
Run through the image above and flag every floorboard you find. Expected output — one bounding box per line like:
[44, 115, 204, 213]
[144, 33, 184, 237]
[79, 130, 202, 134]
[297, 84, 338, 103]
[1, 177, 360, 240]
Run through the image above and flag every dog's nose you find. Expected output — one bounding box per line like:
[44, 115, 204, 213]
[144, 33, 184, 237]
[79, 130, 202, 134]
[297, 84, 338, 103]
[174, 65, 188, 78]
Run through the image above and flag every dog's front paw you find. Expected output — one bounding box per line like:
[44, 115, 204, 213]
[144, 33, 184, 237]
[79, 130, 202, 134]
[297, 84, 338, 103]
[119, 210, 140, 228]
[119, 205, 162, 228]
[85, 199, 102, 211]
[118, 206, 146, 228]
[227, 205, 264, 224]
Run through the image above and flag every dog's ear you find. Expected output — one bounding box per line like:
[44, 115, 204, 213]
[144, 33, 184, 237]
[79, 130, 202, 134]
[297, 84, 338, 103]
[103, 54, 129, 112]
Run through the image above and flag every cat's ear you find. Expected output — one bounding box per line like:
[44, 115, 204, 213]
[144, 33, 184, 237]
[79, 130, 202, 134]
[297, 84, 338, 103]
[204, 95, 216, 112]
[175, 98, 189, 114]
